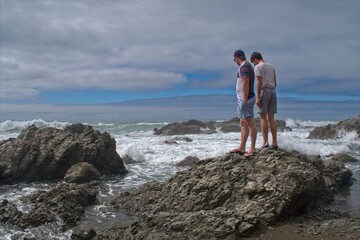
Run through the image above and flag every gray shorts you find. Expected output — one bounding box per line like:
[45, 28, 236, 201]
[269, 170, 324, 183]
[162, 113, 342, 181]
[237, 96, 256, 119]
[257, 88, 277, 114]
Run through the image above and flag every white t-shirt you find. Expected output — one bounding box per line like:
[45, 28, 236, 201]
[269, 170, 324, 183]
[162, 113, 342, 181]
[254, 62, 276, 89]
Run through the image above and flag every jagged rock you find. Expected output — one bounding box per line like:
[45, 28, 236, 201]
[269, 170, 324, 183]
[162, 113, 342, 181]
[164, 137, 194, 145]
[71, 224, 97, 240]
[172, 137, 193, 142]
[64, 162, 101, 183]
[220, 124, 241, 133]
[0, 123, 127, 183]
[154, 119, 210, 135]
[329, 153, 358, 163]
[322, 160, 354, 193]
[153, 118, 291, 136]
[96, 149, 352, 239]
[122, 155, 140, 164]
[0, 182, 98, 230]
[308, 115, 360, 139]
[176, 156, 200, 167]
[164, 140, 178, 145]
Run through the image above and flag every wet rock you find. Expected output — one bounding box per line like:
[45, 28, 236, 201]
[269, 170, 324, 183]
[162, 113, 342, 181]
[329, 153, 358, 163]
[96, 149, 352, 239]
[64, 162, 101, 183]
[322, 160, 353, 194]
[308, 115, 360, 139]
[308, 124, 338, 139]
[0, 123, 127, 184]
[122, 155, 140, 164]
[164, 140, 178, 145]
[71, 224, 97, 240]
[220, 124, 241, 133]
[154, 119, 211, 135]
[172, 137, 193, 142]
[176, 156, 201, 167]
[0, 200, 23, 227]
[164, 137, 194, 145]
[153, 118, 291, 136]
[0, 182, 98, 230]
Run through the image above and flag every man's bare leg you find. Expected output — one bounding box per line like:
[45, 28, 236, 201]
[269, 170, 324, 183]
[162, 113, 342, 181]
[259, 113, 269, 147]
[239, 118, 249, 152]
[245, 117, 257, 154]
[268, 113, 278, 147]
[229, 118, 248, 153]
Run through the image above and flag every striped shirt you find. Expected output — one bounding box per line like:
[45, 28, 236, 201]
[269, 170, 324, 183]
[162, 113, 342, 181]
[236, 61, 255, 100]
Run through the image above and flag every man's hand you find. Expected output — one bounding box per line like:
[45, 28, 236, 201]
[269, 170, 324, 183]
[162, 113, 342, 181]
[256, 97, 261, 108]
[243, 98, 248, 104]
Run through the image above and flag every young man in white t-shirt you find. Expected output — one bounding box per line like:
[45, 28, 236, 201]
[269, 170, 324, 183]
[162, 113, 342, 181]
[251, 52, 278, 149]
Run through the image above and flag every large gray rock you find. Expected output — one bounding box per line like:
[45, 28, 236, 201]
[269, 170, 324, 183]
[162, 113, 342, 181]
[154, 118, 291, 136]
[0, 123, 127, 184]
[0, 182, 98, 230]
[308, 115, 360, 139]
[175, 156, 200, 167]
[96, 149, 352, 239]
[64, 162, 101, 183]
[122, 155, 140, 164]
[322, 160, 353, 193]
[329, 153, 358, 163]
[154, 119, 214, 135]
[71, 224, 97, 240]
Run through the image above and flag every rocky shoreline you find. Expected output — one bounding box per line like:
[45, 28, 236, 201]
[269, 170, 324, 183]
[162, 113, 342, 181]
[153, 118, 291, 136]
[308, 115, 360, 139]
[0, 123, 127, 184]
[1, 148, 358, 239]
[0, 115, 359, 239]
[95, 148, 355, 239]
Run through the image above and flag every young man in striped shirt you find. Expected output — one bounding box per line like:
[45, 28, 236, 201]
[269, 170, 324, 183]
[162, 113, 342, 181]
[230, 50, 257, 156]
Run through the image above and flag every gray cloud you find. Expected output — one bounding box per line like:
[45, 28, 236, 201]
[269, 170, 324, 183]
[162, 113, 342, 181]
[0, 0, 359, 101]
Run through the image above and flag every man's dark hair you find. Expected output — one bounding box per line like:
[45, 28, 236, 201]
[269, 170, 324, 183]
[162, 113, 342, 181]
[234, 50, 246, 60]
[250, 52, 263, 62]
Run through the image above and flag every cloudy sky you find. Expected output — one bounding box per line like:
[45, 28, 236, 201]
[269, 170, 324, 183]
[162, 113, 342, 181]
[0, 0, 359, 121]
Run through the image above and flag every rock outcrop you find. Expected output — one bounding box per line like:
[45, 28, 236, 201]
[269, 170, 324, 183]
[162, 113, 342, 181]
[96, 149, 352, 239]
[122, 155, 140, 164]
[329, 153, 358, 163]
[64, 162, 101, 183]
[154, 118, 292, 136]
[175, 156, 201, 167]
[308, 115, 360, 139]
[0, 123, 127, 183]
[0, 182, 98, 230]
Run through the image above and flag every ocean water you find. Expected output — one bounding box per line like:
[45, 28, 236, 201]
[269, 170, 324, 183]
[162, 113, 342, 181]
[0, 118, 359, 239]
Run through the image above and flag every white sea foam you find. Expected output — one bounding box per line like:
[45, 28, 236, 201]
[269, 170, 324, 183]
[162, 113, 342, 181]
[115, 127, 359, 166]
[96, 122, 115, 126]
[136, 122, 170, 126]
[285, 118, 336, 128]
[0, 119, 71, 132]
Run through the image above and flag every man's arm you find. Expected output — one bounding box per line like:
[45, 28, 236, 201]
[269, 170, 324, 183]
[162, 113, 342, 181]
[274, 71, 277, 89]
[242, 76, 249, 103]
[256, 76, 262, 107]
